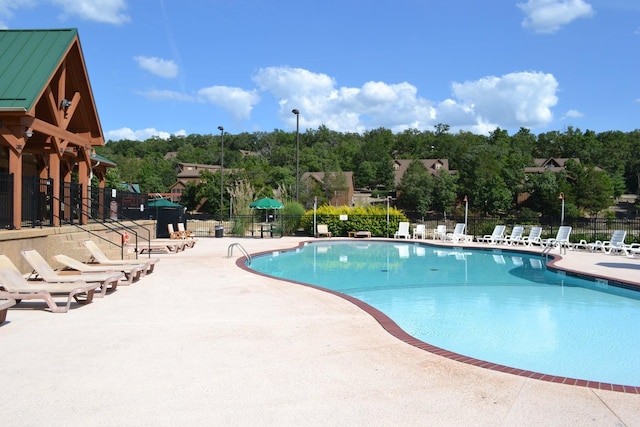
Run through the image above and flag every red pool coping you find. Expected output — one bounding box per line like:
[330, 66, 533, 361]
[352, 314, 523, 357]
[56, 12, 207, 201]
[238, 240, 640, 394]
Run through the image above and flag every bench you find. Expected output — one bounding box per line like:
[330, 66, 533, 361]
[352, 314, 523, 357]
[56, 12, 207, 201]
[354, 231, 371, 238]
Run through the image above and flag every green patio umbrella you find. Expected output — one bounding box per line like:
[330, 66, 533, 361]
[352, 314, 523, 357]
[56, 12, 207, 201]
[148, 198, 185, 209]
[249, 197, 284, 210]
[249, 197, 284, 222]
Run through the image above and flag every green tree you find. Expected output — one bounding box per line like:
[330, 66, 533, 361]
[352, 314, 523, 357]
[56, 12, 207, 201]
[397, 160, 433, 218]
[431, 169, 458, 216]
[569, 164, 614, 215]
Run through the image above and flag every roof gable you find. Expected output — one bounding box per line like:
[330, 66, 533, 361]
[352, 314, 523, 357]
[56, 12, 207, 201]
[0, 29, 78, 111]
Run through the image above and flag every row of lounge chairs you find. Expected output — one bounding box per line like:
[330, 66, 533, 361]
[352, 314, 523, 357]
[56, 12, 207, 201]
[130, 224, 197, 254]
[407, 222, 639, 257]
[475, 225, 640, 257]
[0, 240, 160, 319]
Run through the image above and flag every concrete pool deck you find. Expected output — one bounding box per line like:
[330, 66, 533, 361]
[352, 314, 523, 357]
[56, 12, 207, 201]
[1, 236, 640, 426]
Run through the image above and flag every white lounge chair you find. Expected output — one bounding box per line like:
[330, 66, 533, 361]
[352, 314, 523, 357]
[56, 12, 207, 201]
[477, 225, 506, 244]
[586, 230, 628, 255]
[541, 226, 573, 253]
[177, 223, 195, 240]
[413, 224, 426, 239]
[519, 226, 543, 246]
[394, 222, 411, 239]
[502, 226, 524, 245]
[53, 254, 148, 285]
[445, 223, 468, 243]
[433, 225, 447, 240]
[83, 240, 159, 274]
[316, 224, 332, 238]
[21, 249, 123, 298]
[167, 224, 183, 239]
[0, 255, 99, 313]
[132, 239, 187, 254]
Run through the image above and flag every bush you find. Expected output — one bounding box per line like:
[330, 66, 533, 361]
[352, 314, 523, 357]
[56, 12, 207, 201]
[300, 205, 409, 237]
[282, 202, 305, 235]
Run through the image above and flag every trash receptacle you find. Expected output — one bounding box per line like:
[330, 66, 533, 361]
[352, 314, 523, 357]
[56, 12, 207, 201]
[214, 225, 224, 238]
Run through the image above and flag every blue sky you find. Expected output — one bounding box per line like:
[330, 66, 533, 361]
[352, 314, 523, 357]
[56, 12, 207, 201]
[2, 0, 639, 141]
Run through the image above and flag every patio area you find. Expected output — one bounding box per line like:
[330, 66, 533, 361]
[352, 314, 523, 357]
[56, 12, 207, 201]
[1, 236, 639, 426]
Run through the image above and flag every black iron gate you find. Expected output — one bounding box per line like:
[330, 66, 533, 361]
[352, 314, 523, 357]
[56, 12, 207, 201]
[0, 173, 13, 229]
[21, 176, 53, 228]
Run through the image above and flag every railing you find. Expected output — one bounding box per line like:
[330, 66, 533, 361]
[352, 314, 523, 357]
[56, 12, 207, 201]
[48, 193, 154, 260]
[0, 174, 150, 230]
[227, 243, 252, 264]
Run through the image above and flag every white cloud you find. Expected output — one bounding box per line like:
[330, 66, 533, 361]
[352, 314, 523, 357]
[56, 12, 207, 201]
[252, 66, 558, 134]
[134, 56, 178, 79]
[451, 71, 558, 128]
[105, 127, 186, 141]
[517, 0, 594, 33]
[563, 109, 584, 118]
[52, 0, 130, 25]
[253, 66, 437, 133]
[123, 67, 561, 138]
[197, 86, 260, 120]
[135, 88, 194, 102]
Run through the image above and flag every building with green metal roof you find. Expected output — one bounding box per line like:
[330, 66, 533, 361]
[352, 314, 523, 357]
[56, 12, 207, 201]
[0, 28, 114, 229]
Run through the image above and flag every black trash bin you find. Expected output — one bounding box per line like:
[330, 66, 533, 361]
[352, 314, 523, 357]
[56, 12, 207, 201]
[214, 225, 224, 238]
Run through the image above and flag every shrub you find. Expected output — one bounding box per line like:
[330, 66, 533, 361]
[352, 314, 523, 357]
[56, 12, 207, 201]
[300, 205, 409, 237]
[282, 202, 305, 235]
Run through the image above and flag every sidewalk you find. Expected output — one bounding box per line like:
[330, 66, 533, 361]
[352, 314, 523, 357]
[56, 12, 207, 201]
[1, 237, 639, 426]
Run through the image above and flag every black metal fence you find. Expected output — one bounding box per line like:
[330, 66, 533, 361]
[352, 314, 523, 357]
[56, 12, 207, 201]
[0, 173, 14, 229]
[0, 172, 149, 229]
[181, 212, 640, 244]
[88, 187, 149, 221]
[21, 176, 53, 228]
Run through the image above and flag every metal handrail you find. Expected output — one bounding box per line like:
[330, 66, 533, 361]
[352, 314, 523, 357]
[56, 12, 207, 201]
[227, 243, 252, 264]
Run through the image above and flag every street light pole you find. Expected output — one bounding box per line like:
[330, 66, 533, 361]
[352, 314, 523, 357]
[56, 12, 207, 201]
[218, 126, 224, 221]
[463, 195, 468, 235]
[292, 109, 300, 202]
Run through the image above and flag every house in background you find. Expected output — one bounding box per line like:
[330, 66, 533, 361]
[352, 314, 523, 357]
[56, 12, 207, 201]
[301, 171, 355, 207]
[524, 157, 599, 174]
[518, 158, 599, 205]
[169, 162, 222, 202]
[392, 159, 457, 188]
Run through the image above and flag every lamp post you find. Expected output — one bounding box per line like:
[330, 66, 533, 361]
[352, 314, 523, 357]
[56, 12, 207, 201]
[559, 192, 565, 225]
[292, 109, 300, 202]
[463, 195, 469, 235]
[386, 196, 390, 238]
[218, 126, 224, 221]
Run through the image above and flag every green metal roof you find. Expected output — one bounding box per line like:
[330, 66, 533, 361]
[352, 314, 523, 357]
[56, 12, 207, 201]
[91, 152, 117, 167]
[0, 28, 78, 111]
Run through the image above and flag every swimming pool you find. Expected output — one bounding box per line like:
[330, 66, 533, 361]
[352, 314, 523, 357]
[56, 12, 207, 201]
[248, 240, 640, 388]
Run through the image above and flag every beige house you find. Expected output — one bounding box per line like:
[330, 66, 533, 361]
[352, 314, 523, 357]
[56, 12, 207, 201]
[392, 159, 457, 188]
[169, 162, 223, 202]
[301, 171, 355, 207]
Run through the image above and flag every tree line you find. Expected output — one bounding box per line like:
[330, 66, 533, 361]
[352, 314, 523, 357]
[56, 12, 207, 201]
[96, 124, 640, 218]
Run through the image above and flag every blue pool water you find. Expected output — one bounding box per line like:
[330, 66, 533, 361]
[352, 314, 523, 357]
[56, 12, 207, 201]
[248, 241, 640, 386]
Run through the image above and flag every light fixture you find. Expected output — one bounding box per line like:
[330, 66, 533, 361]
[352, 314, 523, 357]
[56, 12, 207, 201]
[218, 126, 225, 222]
[24, 127, 33, 138]
[292, 109, 300, 202]
[60, 98, 71, 110]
